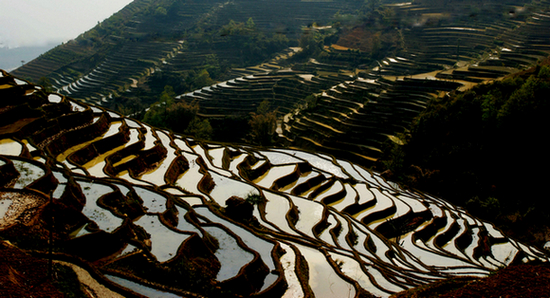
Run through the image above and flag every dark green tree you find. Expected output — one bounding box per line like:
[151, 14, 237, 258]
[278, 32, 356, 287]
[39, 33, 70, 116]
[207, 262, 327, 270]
[249, 100, 277, 145]
[185, 118, 213, 140]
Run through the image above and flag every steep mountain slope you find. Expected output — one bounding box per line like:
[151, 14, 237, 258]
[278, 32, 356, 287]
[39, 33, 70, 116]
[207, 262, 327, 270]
[280, 0, 550, 163]
[169, 0, 550, 164]
[11, 0, 363, 105]
[11, 0, 550, 166]
[1, 69, 548, 297]
[4, 1, 550, 296]
[376, 62, 550, 251]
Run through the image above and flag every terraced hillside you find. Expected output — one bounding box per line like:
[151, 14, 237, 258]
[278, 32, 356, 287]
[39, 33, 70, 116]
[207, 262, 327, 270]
[296, 0, 550, 160]
[1, 70, 548, 297]
[10, 0, 364, 105]
[171, 0, 550, 164]
[11, 0, 550, 166]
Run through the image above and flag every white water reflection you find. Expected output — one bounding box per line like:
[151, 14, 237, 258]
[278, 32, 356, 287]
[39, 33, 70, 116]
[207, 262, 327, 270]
[0, 139, 22, 156]
[356, 188, 394, 225]
[105, 274, 181, 298]
[204, 226, 254, 282]
[254, 164, 295, 188]
[282, 170, 320, 194]
[294, 244, 355, 298]
[70, 101, 86, 112]
[410, 235, 479, 268]
[194, 207, 278, 291]
[0, 199, 13, 219]
[48, 94, 63, 103]
[228, 153, 247, 176]
[134, 187, 167, 213]
[274, 149, 349, 179]
[314, 180, 344, 203]
[280, 243, 304, 298]
[174, 138, 192, 152]
[336, 159, 365, 182]
[142, 124, 157, 150]
[209, 171, 258, 205]
[260, 150, 302, 165]
[208, 147, 225, 169]
[491, 242, 518, 266]
[12, 160, 45, 189]
[77, 181, 123, 232]
[135, 214, 189, 262]
[263, 191, 300, 236]
[103, 121, 123, 138]
[87, 128, 141, 178]
[140, 131, 176, 185]
[331, 251, 397, 297]
[174, 206, 202, 235]
[124, 118, 142, 129]
[174, 152, 203, 195]
[291, 195, 324, 238]
[118, 170, 153, 187]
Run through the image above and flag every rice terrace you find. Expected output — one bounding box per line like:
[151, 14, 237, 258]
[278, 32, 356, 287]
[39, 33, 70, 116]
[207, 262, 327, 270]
[2, 0, 550, 297]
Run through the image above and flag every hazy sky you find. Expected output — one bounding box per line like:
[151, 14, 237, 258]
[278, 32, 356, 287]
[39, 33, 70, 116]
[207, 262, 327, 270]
[0, 0, 134, 48]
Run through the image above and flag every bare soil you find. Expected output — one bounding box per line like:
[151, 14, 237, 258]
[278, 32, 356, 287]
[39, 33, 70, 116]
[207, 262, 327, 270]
[391, 263, 550, 298]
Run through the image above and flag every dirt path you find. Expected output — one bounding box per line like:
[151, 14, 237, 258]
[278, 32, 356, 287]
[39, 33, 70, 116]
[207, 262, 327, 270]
[54, 261, 125, 298]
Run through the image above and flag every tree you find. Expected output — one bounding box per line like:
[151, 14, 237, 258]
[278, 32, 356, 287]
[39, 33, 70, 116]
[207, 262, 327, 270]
[204, 54, 222, 78]
[377, 70, 550, 246]
[155, 6, 167, 16]
[256, 99, 271, 115]
[143, 85, 176, 127]
[37, 77, 53, 93]
[249, 100, 277, 145]
[160, 85, 176, 123]
[193, 69, 215, 89]
[185, 118, 213, 140]
[165, 101, 199, 132]
[246, 17, 256, 30]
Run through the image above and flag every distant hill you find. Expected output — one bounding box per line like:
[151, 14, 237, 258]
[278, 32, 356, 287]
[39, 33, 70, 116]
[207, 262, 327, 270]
[11, 0, 364, 104]
[0, 42, 59, 71]
[10, 0, 550, 171]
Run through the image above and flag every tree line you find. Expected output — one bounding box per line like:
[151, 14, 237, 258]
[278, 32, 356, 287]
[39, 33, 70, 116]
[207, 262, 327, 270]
[377, 65, 550, 247]
[138, 85, 278, 146]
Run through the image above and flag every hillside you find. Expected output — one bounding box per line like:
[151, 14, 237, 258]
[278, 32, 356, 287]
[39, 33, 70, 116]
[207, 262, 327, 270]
[2, 69, 548, 297]
[4, 0, 550, 296]
[279, 0, 550, 163]
[391, 262, 550, 298]
[10, 0, 550, 165]
[377, 62, 550, 248]
[11, 0, 364, 105]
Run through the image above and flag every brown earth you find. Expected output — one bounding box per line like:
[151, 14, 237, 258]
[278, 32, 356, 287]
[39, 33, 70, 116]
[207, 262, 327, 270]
[391, 263, 550, 298]
[0, 242, 66, 297]
[3, 235, 548, 298]
[334, 25, 399, 53]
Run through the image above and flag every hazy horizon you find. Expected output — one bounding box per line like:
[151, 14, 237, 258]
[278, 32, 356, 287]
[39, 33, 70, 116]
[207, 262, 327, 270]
[0, 0, 134, 70]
